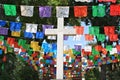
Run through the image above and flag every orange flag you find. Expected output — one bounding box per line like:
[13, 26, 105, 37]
[74, 26, 84, 35]
[85, 34, 94, 41]
[74, 6, 87, 17]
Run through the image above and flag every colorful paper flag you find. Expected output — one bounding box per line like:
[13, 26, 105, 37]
[74, 26, 84, 35]
[89, 26, 99, 35]
[98, 0, 116, 3]
[36, 32, 44, 39]
[0, 20, 6, 27]
[20, 5, 34, 17]
[104, 26, 115, 35]
[56, 6, 69, 17]
[39, 6, 52, 17]
[96, 34, 106, 42]
[109, 34, 118, 41]
[26, 23, 38, 33]
[3, 4, 16, 16]
[110, 48, 117, 55]
[85, 34, 94, 41]
[0, 27, 8, 35]
[0, 36, 4, 41]
[0, 50, 3, 55]
[110, 5, 120, 16]
[42, 25, 54, 33]
[74, 6, 87, 17]
[10, 22, 22, 31]
[11, 31, 20, 37]
[92, 5, 106, 17]
[84, 45, 92, 52]
[24, 31, 33, 38]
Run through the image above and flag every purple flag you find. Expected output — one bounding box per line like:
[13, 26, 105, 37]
[42, 25, 54, 33]
[0, 27, 8, 35]
[39, 6, 52, 17]
[64, 36, 68, 40]
[74, 45, 81, 51]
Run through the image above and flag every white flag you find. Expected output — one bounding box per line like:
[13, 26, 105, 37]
[56, 6, 69, 17]
[84, 45, 92, 52]
[26, 23, 38, 33]
[110, 48, 117, 55]
[21, 5, 34, 17]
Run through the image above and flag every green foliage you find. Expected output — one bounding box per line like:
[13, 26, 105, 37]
[0, 53, 39, 80]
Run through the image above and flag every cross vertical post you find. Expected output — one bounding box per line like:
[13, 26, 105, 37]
[56, 18, 64, 79]
[45, 18, 76, 79]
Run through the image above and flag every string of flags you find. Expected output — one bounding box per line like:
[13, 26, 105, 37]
[0, 2, 120, 17]
[0, 19, 120, 42]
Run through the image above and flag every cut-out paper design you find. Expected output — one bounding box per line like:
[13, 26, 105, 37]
[110, 5, 120, 16]
[20, 5, 34, 17]
[3, 4, 16, 16]
[10, 22, 22, 31]
[39, 6, 52, 17]
[74, 6, 87, 17]
[92, 5, 106, 17]
[56, 6, 69, 17]
[0, 27, 8, 35]
[26, 23, 38, 33]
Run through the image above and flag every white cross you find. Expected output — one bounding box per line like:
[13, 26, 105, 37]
[45, 18, 76, 79]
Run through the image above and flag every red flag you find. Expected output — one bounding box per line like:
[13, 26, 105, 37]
[95, 45, 102, 52]
[7, 37, 15, 46]
[102, 48, 107, 55]
[2, 55, 7, 62]
[109, 34, 118, 41]
[32, 52, 38, 58]
[99, 0, 116, 3]
[116, 45, 120, 52]
[74, 6, 87, 17]
[104, 26, 115, 35]
[85, 34, 94, 41]
[110, 5, 120, 16]
[74, 26, 84, 35]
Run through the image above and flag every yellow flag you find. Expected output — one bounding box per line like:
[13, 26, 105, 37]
[33, 46, 40, 51]
[30, 41, 39, 48]
[11, 31, 20, 37]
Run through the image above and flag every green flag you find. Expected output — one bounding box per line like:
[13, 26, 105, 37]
[89, 27, 99, 35]
[0, 36, 4, 41]
[27, 49, 33, 55]
[96, 34, 106, 42]
[106, 45, 112, 51]
[23, 44, 30, 50]
[92, 5, 105, 17]
[89, 55, 94, 60]
[1, 64, 4, 70]
[92, 48, 99, 55]
[4, 4, 16, 16]
[72, 49, 80, 55]
[18, 39, 26, 46]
